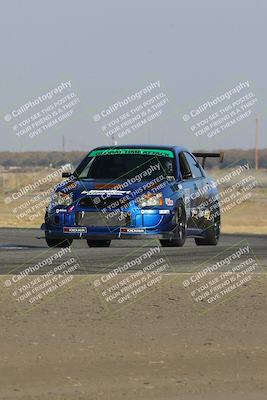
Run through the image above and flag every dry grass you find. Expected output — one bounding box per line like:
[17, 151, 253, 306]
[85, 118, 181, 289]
[221, 199, 267, 234]
[0, 169, 61, 228]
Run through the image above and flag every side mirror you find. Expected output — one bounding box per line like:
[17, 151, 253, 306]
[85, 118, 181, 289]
[62, 172, 72, 178]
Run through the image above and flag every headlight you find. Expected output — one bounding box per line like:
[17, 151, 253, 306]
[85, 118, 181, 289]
[51, 191, 73, 207]
[136, 192, 163, 208]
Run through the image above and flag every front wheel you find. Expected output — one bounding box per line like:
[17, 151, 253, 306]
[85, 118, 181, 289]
[195, 206, 220, 246]
[87, 240, 111, 248]
[160, 202, 186, 247]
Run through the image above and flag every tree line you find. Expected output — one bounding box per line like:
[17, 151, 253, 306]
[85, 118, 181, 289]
[0, 149, 266, 169]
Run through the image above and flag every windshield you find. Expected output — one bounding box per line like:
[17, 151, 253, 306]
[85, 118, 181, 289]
[74, 148, 176, 181]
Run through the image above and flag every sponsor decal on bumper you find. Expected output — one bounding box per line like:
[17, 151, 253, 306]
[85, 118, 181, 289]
[120, 227, 146, 234]
[63, 227, 87, 233]
[81, 189, 130, 196]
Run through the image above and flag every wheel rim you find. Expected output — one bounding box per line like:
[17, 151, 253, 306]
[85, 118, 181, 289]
[175, 206, 185, 240]
[213, 215, 220, 240]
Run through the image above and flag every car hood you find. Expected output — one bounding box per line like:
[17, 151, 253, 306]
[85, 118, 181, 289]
[55, 178, 173, 201]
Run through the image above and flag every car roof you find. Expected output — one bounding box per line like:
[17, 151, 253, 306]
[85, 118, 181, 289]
[92, 144, 189, 153]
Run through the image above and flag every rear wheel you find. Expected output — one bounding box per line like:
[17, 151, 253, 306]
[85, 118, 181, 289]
[160, 202, 186, 247]
[195, 204, 220, 246]
[87, 240, 111, 248]
[45, 236, 73, 248]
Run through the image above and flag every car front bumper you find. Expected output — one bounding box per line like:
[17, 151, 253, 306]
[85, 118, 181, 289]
[42, 206, 176, 240]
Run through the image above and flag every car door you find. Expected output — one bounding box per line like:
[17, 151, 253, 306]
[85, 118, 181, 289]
[178, 151, 205, 229]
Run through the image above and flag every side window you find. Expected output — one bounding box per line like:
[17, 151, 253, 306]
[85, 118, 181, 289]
[184, 153, 203, 179]
[179, 152, 192, 180]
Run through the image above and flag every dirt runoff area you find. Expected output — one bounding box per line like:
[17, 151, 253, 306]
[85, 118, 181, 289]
[0, 273, 267, 400]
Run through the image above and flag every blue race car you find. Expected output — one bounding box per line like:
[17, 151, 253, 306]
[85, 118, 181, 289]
[42, 145, 222, 248]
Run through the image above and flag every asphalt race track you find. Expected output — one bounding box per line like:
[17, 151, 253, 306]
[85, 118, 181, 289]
[1, 228, 267, 400]
[0, 228, 266, 274]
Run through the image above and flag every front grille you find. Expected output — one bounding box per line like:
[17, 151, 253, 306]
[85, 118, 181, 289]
[78, 196, 130, 210]
[76, 211, 130, 227]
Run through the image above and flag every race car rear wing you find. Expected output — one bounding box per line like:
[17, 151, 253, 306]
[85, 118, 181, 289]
[193, 152, 224, 168]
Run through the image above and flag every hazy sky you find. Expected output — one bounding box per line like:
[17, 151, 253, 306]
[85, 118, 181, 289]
[0, 0, 266, 152]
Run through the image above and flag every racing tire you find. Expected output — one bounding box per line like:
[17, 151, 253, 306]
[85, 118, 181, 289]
[160, 202, 186, 247]
[45, 237, 73, 248]
[87, 240, 111, 248]
[195, 204, 220, 246]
